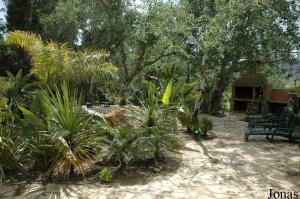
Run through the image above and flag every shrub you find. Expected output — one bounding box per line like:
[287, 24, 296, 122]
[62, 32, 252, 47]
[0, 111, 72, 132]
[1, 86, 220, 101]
[177, 112, 213, 139]
[0, 123, 27, 186]
[0, 98, 27, 186]
[200, 117, 213, 131]
[100, 126, 139, 168]
[129, 81, 182, 162]
[199, 117, 213, 137]
[99, 167, 113, 183]
[100, 81, 182, 168]
[0, 81, 11, 97]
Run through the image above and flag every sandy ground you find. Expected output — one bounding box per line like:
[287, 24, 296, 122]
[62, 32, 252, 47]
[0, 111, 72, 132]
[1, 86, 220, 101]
[1, 112, 300, 199]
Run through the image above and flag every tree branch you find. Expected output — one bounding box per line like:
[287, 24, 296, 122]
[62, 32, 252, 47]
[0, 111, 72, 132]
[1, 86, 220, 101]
[126, 50, 185, 87]
[144, 51, 186, 67]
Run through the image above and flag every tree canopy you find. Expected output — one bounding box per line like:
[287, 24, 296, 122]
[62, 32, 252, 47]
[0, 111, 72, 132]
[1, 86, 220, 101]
[1, 0, 300, 113]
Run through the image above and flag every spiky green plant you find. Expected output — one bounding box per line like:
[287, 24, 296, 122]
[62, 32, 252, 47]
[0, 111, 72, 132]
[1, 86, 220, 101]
[136, 81, 160, 127]
[18, 84, 103, 179]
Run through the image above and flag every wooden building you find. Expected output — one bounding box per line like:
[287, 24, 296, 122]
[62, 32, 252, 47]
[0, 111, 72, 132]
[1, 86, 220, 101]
[231, 74, 291, 113]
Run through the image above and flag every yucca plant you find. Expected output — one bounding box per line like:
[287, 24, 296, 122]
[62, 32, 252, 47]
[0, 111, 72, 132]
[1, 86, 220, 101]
[18, 84, 103, 179]
[4, 31, 118, 93]
[135, 81, 161, 127]
[50, 84, 103, 176]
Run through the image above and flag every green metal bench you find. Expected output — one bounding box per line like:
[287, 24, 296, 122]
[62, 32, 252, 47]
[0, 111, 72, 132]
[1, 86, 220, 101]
[245, 114, 297, 143]
[248, 107, 291, 131]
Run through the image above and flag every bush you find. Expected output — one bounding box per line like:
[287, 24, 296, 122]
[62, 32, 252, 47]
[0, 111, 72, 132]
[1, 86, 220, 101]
[100, 126, 139, 167]
[177, 110, 193, 132]
[0, 97, 27, 186]
[200, 117, 213, 131]
[199, 117, 213, 137]
[100, 81, 182, 168]
[99, 167, 113, 183]
[0, 81, 11, 97]
[0, 71, 184, 184]
[177, 112, 213, 139]
[129, 81, 182, 161]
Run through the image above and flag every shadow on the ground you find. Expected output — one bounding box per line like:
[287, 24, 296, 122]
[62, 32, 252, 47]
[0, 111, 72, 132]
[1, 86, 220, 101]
[0, 183, 83, 199]
[0, 155, 182, 198]
[114, 156, 182, 186]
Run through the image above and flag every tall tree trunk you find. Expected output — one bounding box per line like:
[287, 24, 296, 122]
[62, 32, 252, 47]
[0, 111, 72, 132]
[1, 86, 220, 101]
[208, 67, 230, 114]
[200, 87, 210, 113]
[88, 75, 93, 102]
[119, 84, 128, 105]
[192, 53, 207, 120]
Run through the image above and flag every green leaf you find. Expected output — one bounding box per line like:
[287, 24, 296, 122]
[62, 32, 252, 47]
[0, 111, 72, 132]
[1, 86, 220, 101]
[18, 106, 47, 130]
[162, 81, 173, 106]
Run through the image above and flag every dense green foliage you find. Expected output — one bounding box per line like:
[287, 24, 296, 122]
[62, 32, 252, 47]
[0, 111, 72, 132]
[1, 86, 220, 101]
[0, 32, 182, 183]
[0, 97, 27, 186]
[100, 82, 182, 167]
[186, 0, 300, 114]
[1, 0, 299, 112]
[0, 0, 299, 184]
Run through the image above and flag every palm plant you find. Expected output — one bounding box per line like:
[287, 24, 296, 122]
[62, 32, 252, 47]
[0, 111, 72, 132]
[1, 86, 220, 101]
[4, 31, 118, 94]
[139, 115, 182, 161]
[100, 126, 139, 168]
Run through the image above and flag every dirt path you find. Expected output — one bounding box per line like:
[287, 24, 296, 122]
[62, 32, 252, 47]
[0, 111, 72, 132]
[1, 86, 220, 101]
[1, 112, 299, 199]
